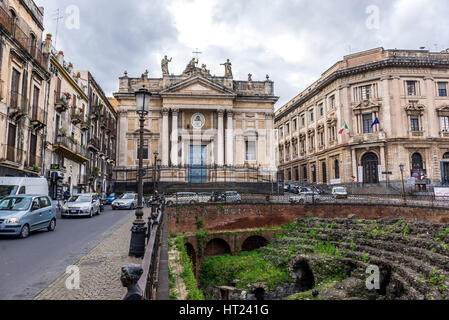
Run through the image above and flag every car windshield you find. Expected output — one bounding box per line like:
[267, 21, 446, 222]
[108, 193, 116, 197]
[121, 194, 135, 199]
[0, 197, 32, 211]
[68, 195, 92, 203]
[0, 185, 18, 198]
[334, 188, 346, 192]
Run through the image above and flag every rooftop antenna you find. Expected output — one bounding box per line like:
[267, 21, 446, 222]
[53, 9, 64, 49]
[419, 46, 426, 50]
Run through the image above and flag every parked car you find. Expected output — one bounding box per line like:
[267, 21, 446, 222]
[112, 193, 138, 210]
[0, 195, 56, 239]
[62, 194, 101, 218]
[106, 193, 119, 205]
[332, 187, 348, 199]
[198, 193, 213, 203]
[289, 191, 322, 204]
[0, 177, 49, 200]
[224, 191, 242, 203]
[165, 192, 199, 206]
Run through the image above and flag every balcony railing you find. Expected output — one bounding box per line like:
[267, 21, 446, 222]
[8, 91, 28, 118]
[54, 91, 69, 112]
[1, 144, 25, 164]
[88, 137, 100, 151]
[30, 106, 46, 129]
[0, 6, 47, 69]
[28, 154, 42, 169]
[54, 135, 89, 161]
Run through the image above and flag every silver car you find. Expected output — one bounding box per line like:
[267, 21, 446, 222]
[61, 194, 101, 218]
[112, 193, 138, 210]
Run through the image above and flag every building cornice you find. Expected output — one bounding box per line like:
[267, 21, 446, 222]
[50, 56, 88, 101]
[275, 56, 449, 122]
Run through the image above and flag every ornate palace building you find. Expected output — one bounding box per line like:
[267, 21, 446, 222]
[275, 47, 449, 187]
[113, 57, 278, 191]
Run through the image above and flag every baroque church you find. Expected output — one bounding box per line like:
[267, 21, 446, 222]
[112, 57, 279, 187]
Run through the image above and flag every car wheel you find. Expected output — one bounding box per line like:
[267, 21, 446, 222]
[167, 201, 173, 206]
[112, 207, 116, 210]
[47, 219, 56, 232]
[20, 224, 30, 239]
[236, 200, 242, 204]
[299, 199, 305, 205]
[89, 209, 93, 218]
[130, 204, 135, 210]
[189, 200, 197, 205]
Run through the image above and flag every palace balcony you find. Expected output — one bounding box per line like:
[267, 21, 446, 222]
[80, 120, 90, 132]
[30, 106, 46, 131]
[0, 6, 47, 69]
[0, 144, 25, 167]
[88, 137, 100, 152]
[54, 135, 89, 163]
[8, 91, 28, 120]
[71, 111, 83, 125]
[54, 91, 69, 112]
[350, 131, 387, 144]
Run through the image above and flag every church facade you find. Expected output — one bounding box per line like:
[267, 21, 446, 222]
[113, 58, 279, 188]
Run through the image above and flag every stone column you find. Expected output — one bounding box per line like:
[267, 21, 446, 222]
[161, 108, 169, 166]
[352, 148, 358, 182]
[217, 110, 224, 166]
[171, 109, 179, 166]
[226, 111, 234, 166]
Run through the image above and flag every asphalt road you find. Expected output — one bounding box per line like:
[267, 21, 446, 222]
[0, 206, 135, 300]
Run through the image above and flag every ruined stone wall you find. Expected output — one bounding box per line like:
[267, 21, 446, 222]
[167, 203, 449, 235]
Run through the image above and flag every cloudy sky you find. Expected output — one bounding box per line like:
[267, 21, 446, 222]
[35, 0, 449, 109]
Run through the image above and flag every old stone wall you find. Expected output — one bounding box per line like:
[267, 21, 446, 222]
[167, 203, 449, 235]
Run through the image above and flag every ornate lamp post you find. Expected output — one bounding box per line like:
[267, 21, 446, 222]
[129, 86, 152, 257]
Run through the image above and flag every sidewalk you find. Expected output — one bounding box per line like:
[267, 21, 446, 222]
[34, 210, 149, 300]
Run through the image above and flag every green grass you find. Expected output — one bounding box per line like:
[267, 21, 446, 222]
[175, 236, 205, 300]
[200, 250, 292, 290]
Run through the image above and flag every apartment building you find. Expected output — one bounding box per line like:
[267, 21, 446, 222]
[0, 0, 49, 177]
[275, 47, 449, 188]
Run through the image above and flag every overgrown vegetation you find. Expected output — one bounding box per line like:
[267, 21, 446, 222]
[200, 250, 292, 290]
[175, 236, 205, 300]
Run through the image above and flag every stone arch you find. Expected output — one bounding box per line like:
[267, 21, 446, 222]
[185, 242, 197, 274]
[361, 152, 379, 184]
[292, 259, 315, 291]
[204, 238, 231, 258]
[241, 235, 268, 252]
[411, 152, 424, 170]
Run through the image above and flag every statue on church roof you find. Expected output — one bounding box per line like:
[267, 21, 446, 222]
[183, 58, 199, 75]
[221, 59, 233, 77]
[201, 64, 211, 77]
[161, 55, 172, 76]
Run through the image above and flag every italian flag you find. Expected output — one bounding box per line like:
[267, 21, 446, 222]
[338, 123, 348, 135]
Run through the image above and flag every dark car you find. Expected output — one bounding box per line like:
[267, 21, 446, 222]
[106, 193, 118, 205]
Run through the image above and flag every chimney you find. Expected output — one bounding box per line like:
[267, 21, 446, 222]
[57, 50, 64, 65]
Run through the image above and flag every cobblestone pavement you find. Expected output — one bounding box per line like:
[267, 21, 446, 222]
[34, 210, 149, 300]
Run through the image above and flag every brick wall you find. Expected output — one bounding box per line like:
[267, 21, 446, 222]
[167, 203, 449, 234]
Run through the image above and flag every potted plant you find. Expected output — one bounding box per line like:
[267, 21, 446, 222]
[57, 127, 67, 137]
[76, 72, 81, 78]
[58, 50, 64, 55]
[32, 164, 40, 172]
[46, 34, 52, 40]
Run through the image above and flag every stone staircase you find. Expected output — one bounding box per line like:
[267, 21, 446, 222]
[260, 217, 449, 300]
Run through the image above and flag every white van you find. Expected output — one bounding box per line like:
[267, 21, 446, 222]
[0, 177, 49, 198]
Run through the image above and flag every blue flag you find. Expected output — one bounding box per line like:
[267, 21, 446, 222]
[371, 117, 380, 128]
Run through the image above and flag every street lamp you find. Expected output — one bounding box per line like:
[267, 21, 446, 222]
[399, 164, 406, 204]
[129, 86, 152, 257]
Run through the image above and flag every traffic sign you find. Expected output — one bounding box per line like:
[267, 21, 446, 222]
[382, 171, 392, 175]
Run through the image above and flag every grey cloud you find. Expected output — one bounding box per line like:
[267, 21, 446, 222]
[36, 0, 448, 108]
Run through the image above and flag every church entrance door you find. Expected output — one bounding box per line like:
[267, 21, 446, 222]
[189, 145, 207, 183]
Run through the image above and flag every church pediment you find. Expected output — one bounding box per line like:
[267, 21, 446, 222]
[353, 100, 381, 114]
[160, 76, 236, 97]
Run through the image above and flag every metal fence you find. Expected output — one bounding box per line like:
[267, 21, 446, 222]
[160, 191, 449, 209]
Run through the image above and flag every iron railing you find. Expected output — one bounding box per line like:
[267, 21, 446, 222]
[137, 204, 164, 300]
